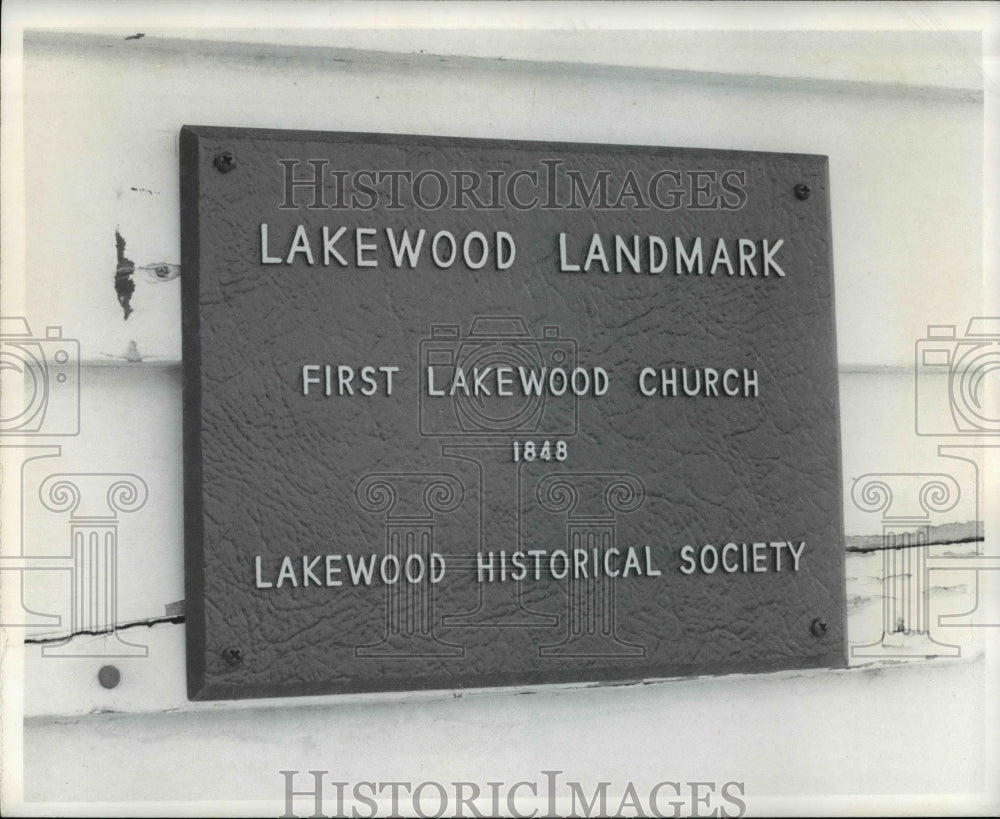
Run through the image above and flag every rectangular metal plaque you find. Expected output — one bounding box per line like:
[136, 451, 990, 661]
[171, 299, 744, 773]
[181, 125, 846, 700]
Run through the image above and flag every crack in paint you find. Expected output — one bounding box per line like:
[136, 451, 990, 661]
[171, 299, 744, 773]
[23, 614, 184, 645]
[114, 229, 136, 319]
[845, 535, 983, 554]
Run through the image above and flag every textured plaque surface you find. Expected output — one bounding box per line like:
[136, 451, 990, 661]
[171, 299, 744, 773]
[181, 125, 846, 700]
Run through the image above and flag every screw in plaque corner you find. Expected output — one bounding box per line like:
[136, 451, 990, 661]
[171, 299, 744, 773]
[213, 151, 236, 173]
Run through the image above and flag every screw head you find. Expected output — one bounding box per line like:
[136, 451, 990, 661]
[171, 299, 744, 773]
[810, 618, 828, 637]
[98, 665, 121, 689]
[221, 647, 243, 668]
[213, 151, 236, 173]
[794, 183, 811, 200]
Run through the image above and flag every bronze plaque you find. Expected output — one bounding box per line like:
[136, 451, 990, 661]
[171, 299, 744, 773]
[181, 125, 846, 700]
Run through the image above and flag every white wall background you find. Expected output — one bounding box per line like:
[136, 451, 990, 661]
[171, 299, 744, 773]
[2, 5, 998, 817]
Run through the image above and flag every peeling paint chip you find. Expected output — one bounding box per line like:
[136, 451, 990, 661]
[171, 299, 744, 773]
[115, 230, 136, 320]
[164, 600, 185, 618]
